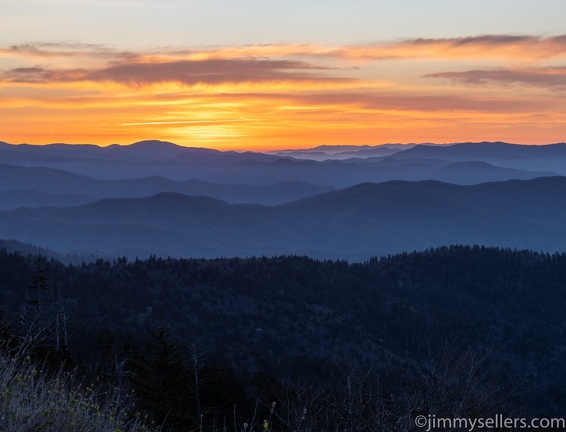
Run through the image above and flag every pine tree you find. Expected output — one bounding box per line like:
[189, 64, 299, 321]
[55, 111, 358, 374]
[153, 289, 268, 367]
[128, 325, 195, 430]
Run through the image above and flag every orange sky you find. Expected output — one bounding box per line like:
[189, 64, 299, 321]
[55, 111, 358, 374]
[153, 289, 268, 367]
[2, 36, 566, 150]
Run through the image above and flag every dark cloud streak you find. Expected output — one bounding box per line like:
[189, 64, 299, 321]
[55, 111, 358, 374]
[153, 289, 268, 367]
[427, 68, 566, 88]
[284, 91, 557, 113]
[0, 58, 350, 86]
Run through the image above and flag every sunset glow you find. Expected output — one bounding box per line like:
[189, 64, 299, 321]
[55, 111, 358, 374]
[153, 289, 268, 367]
[2, 2, 566, 150]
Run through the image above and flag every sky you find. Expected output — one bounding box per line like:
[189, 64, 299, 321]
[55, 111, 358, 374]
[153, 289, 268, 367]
[2, 0, 566, 150]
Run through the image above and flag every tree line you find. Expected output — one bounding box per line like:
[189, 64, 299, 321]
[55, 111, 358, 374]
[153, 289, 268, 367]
[1, 245, 566, 429]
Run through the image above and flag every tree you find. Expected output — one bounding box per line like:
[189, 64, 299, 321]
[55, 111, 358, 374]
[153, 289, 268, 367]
[22, 261, 70, 358]
[127, 325, 195, 430]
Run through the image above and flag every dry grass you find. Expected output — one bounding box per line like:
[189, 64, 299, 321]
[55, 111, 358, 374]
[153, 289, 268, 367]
[0, 350, 156, 432]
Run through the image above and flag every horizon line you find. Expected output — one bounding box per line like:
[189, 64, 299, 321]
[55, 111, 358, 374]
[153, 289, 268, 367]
[2, 139, 564, 153]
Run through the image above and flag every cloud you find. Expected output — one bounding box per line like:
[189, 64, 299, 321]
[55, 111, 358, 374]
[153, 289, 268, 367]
[0, 42, 133, 61]
[121, 119, 252, 126]
[3, 35, 566, 65]
[3, 35, 566, 148]
[177, 35, 566, 62]
[90, 59, 345, 86]
[0, 58, 350, 86]
[348, 35, 566, 61]
[285, 91, 551, 114]
[426, 67, 566, 88]
[1, 66, 53, 83]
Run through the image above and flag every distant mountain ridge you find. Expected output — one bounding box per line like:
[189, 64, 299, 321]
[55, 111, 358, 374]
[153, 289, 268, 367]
[1, 176, 566, 259]
[1, 140, 564, 262]
[0, 163, 334, 208]
[391, 141, 566, 172]
[0, 140, 561, 186]
[0, 140, 190, 161]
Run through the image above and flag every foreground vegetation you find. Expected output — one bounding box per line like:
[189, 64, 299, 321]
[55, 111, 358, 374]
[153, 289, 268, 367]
[1, 243, 565, 430]
[0, 344, 152, 431]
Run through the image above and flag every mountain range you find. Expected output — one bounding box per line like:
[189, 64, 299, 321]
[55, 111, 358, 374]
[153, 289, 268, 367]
[0, 140, 558, 186]
[2, 139, 566, 259]
[1, 176, 566, 259]
[0, 163, 334, 209]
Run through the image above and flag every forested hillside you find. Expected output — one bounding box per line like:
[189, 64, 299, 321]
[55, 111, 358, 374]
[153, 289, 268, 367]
[4, 177, 566, 259]
[1, 245, 565, 430]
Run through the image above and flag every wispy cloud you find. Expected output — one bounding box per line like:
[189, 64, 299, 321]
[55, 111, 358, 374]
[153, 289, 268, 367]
[0, 42, 132, 61]
[0, 58, 350, 86]
[2, 35, 566, 87]
[4, 35, 566, 63]
[286, 91, 555, 113]
[164, 35, 566, 62]
[384, 35, 566, 61]
[121, 119, 253, 126]
[426, 67, 566, 88]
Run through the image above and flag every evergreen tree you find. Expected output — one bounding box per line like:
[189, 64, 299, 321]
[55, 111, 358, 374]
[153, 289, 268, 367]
[127, 325, 195, 430]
